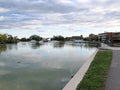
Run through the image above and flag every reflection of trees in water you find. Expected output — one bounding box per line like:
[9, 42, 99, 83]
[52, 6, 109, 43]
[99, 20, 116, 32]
[65, 42, 97, 49]
[0, 45, 7, 54]
[72, 43, 83, 48]
[84, 43, 98, 48]
[83, 43, 97, 51]
[7, 44, 18, 50]
[21, 42, 27, 45]
[30, 43, 42, 49]
[53, 41, 65, 48]
[66, 42, 84, 48]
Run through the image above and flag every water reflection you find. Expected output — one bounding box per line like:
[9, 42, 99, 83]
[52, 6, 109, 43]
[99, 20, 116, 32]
[7, 44, 18, 50]
[69, 43, 83, 48]
[53, 41, 65, 48]
[66, 43, 97, 48]
[0, 45, 7, 54]
[30, 43, 42, 49]
[0, 42, 97, 90]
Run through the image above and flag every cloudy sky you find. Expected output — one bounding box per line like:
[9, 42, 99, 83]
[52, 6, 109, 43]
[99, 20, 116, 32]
[0, 0, 120, 38]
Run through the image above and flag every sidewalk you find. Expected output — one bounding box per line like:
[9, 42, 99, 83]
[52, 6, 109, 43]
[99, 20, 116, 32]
[100, 43, 120, 50]
[105, 50, 120, 90]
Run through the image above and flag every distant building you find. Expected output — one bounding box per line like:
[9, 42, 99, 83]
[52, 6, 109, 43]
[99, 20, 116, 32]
[70, 36, 84, 43]
[72, 36, 83, 40]
[89, 34, 98, 41]
[98, 33, 107, 42]
[98, 32, 120, 46]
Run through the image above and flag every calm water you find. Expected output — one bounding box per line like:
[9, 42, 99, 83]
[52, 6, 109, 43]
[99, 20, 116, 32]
[0, 41, 96, 90]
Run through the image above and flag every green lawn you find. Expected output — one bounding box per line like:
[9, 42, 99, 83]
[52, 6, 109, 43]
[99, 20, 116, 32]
[77, 50, 112, 90]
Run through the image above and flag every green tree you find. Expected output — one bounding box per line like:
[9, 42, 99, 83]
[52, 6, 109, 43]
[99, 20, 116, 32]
[20, 37, 27, 41]
[29, 35, 42, 41]
[13, 36, 18, 43]
[7, 35, 14, 43]
[6, 35, 18, 43]
[0, 34, 18, 44]
[0, 34, 7, 44]
[51, 35, 65, 41]
[83, 37, 89, 41]
[80, 35, 83, 39]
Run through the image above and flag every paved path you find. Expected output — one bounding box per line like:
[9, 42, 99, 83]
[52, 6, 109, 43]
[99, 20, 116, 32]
[105, 50, 120, 90]
[100, 43, 120, 50]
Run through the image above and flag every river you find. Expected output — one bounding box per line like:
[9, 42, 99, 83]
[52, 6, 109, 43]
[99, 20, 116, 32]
[0, 41, 96, 90]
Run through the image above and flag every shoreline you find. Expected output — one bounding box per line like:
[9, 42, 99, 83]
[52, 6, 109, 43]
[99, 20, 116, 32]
[62, 49, 98, 90]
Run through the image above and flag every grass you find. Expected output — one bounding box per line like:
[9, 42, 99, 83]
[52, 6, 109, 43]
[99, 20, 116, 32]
[77, 50, 112, 90]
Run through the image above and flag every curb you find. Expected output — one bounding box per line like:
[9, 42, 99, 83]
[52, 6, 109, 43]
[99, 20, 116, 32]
[62, 49, 98, 90]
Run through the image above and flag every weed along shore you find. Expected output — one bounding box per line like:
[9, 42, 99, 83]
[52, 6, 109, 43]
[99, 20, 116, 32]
[77, 50, 112, 90]
[63, 49, 98, 90]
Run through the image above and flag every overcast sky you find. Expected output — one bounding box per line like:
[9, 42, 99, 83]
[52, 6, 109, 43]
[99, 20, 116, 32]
[0, 0, 120, 38]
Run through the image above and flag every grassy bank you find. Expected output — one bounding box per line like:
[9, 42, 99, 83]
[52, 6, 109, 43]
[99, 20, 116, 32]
[77, 50, 112, 90]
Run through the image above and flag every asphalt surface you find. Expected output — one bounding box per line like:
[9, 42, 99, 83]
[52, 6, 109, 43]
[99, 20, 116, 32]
[105, 50, 120, 90]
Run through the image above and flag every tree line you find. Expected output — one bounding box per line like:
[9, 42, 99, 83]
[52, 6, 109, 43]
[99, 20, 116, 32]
[0, 34, 18, 44]
[0, 33, 98, 44]
[0, 34, 43, 44]
[20, 35, 42, 42]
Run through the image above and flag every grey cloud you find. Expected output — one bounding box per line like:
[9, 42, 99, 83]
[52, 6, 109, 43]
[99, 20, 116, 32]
[0, 0, 78, 13]
[0, 0, 120, 29]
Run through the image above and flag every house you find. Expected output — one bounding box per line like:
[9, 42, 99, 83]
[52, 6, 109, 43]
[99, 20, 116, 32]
[98, 32, 120, 46]
[71, 36, 84, 43]
[112, 33, 120, 46]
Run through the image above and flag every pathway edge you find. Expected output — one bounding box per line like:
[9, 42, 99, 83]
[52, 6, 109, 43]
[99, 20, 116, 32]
[62, 49, 98, 90]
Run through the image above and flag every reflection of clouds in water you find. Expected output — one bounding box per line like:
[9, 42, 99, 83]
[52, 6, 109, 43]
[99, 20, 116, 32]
[0, 70, 10, 75]
[0, 42, 97, 90]
[42, 62, 63, 69]
[5, 52, 44, 63]
[41, 58, 77, 70]
[0, 62, 5, 66]
[25, 54, 42, 59]
[21, 54, 44, 63]
[61, 78, 69, 83]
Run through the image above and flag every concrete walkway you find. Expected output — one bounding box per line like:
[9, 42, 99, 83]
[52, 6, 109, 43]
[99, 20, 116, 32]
[105, 50, 120, 90]
[100, 43, 120, 50]
[63, 49, 98, 90]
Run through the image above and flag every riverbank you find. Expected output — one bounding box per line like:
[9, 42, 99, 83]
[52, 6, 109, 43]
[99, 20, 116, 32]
[77, 50, 112, 90]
